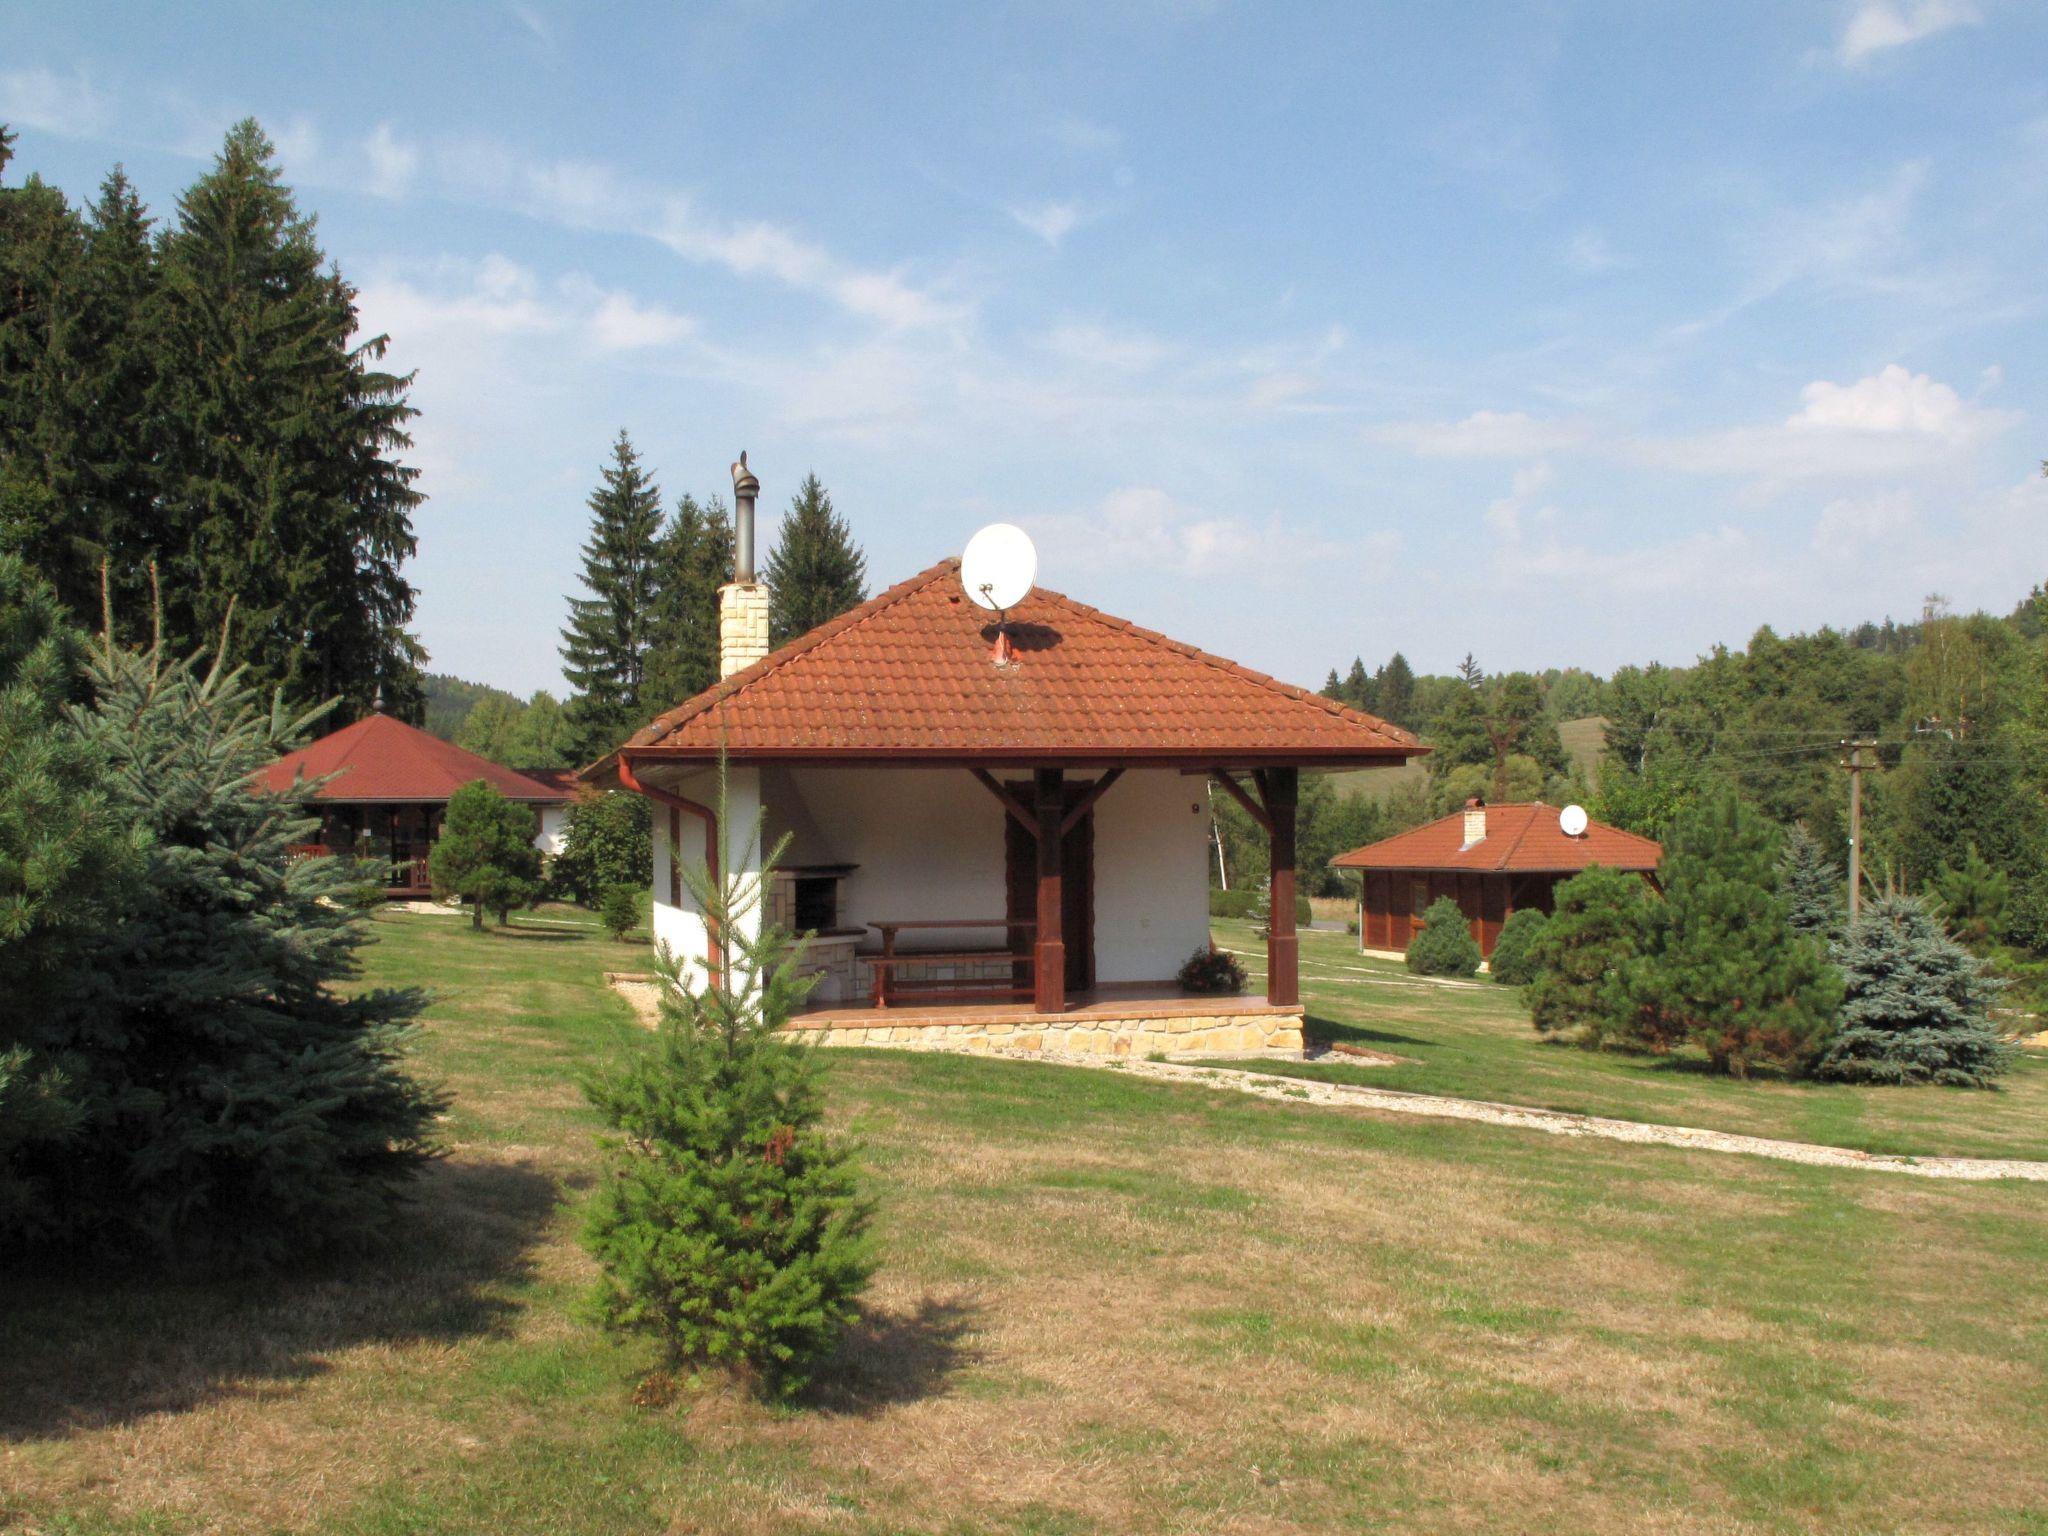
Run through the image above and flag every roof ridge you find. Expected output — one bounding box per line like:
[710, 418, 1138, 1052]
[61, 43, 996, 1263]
[1029, 584, 1421, 751]
[1494, 801, 1546, 872]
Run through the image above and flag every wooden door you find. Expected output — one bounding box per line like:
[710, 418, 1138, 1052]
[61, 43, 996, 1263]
[1004, 783, 1095, 992]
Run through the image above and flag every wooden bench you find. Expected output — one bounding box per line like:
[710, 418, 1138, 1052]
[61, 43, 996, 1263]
[865, 920, 1035, 1008]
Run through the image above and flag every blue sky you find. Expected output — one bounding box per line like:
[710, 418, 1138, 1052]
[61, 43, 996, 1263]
[5, 1, 2046, 697]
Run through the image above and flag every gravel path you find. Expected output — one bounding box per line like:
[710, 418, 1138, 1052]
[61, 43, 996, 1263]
[914, 1043, 2048, 1183]
[599, 975, 2045, 1182]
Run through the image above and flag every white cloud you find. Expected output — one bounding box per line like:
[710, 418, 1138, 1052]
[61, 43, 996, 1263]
[1370, 410, 1587, 459]
[0, 65, 111, 138]
[1008, 200, 1083, 248]
[1562, 230, 1629, 275]
[1787, 363, 2002, 443]
[356, 255, 695, 356]
[578, 287, 695, 352]
[1040, 321, 1168, 373]
[1838, 0, 1980, 65]
[1030, 486, 1327, 583]
[1639, 365, 2016, 479]
[508, 3, 553, 47]
[1484, 463, 1555, 541]
[363, 123, 418, 199]
[1045, 115, 1122, 153]
[269, 115, 320, 175]
[1517, 525, 1767, 596]
[1814, 489, 1917, 549]
[644, 197, 967, 329]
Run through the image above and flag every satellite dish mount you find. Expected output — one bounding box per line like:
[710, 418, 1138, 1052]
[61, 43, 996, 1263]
[959, 524, 1038, 667]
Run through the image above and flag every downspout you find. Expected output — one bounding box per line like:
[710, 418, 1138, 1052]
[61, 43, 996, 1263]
[616, 753, 721, 987]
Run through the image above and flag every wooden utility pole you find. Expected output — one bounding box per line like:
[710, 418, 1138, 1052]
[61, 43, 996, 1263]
[1840, 739, 1877, 921]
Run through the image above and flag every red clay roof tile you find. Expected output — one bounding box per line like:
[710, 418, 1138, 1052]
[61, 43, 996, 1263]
[1330, 802, 1661, 874]
[595, 559, 1422, 771]
[259, 714, 577, 804]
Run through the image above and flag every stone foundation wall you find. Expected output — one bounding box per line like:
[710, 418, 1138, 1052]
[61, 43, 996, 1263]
[791, 1010, 1303, 1056]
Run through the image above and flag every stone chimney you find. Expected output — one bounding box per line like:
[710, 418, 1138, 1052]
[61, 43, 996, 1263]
[719, 451, 770, 678]
[1462, 797, 1486, 848]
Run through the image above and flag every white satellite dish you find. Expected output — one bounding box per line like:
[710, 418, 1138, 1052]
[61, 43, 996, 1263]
[1559, 804, 1590, 838]
[960, 523, 1037, 613]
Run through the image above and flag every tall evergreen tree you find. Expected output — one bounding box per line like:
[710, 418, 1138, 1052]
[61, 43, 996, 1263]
[763, 473, 866, 647]
[644, 492, 734, 710]
[1375, 653, 1416, 728]
[151, 120, 424, 723]
[1776, 822, 1843, 939]
[1627, 790, 1841, 1077]
[560, 432, 665, 762]
[0, 154, 95, 614]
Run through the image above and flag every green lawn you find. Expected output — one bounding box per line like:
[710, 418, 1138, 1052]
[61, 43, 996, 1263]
[1215, 916, 2048, 1162]
[3, 905, 2045, 1535]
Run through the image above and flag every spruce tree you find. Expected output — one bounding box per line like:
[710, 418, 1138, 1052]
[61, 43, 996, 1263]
[431, 780, 543, 928]
[0, 558, 144, 1221]
[151, 120, 424, 723]
[1816, 896, 2011, 1086]
[4, 624, 443, 1266]
[560, 432, 665, 762]
[1375, 653, 1416, 729]
[1777, 822, 1844, 940]
[1627, 790, 1841, 1077]
[1525, 865, 1650, 1044]
[0, 159, 95, 613]
[644, 492, 734, 711]
[1930, 843, 2009, 950]
[582, 777, 874, 1398]
[764, 473, 866, 646]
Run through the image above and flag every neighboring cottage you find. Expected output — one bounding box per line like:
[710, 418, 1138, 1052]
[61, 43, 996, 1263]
[586, 457, 1424, 1055]
[1332, 799, 1661, 959]
[261, 713, 576, 897]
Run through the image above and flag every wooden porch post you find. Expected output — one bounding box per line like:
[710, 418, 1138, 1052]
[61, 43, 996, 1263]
[1033, 767, 1065, 1013]
[1264, 767, 1299, 1007]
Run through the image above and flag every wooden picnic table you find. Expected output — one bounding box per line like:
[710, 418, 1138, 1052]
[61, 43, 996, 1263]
[865, 919, 1036, 1008]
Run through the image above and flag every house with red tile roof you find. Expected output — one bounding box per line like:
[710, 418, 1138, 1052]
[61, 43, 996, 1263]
[584, 459, 1424, 1054]
[261, 713, 576, 897]
[1331, 800, 1661, 959]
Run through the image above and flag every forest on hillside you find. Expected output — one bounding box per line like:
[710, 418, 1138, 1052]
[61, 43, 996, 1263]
[1276, 585, 2048, 978]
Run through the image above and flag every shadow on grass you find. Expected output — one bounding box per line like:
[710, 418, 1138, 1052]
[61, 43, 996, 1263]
[0, 1156, 560, 1441]
[1305, 1014, 1430, 1050]
[487, 926, 584, 943]
[802, 1292, 984, 1415]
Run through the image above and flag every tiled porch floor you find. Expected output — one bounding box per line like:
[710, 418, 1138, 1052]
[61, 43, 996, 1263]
[790, 980, 1301, 1030]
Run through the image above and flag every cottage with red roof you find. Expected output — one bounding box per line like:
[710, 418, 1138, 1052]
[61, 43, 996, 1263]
[261, 713, 576, 898]
[585, 456, 1423, 1054]
[1331, 799, 1662, 960]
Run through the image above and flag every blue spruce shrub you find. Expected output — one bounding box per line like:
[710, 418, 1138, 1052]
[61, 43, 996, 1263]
[1817, 895, 2013, 1087]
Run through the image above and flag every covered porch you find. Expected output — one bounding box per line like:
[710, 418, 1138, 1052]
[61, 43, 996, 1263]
[619, 758, 1312, 1031]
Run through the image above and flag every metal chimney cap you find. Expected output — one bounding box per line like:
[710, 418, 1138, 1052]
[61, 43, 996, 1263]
[731, 450, 759, 498]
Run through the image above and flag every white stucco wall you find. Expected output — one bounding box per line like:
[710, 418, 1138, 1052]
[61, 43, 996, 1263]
[767, 768, 1011, 949]
[1090, 772, 1214, 983]
[649, 766, 764, 995]
[642, 765, 1211, 991]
